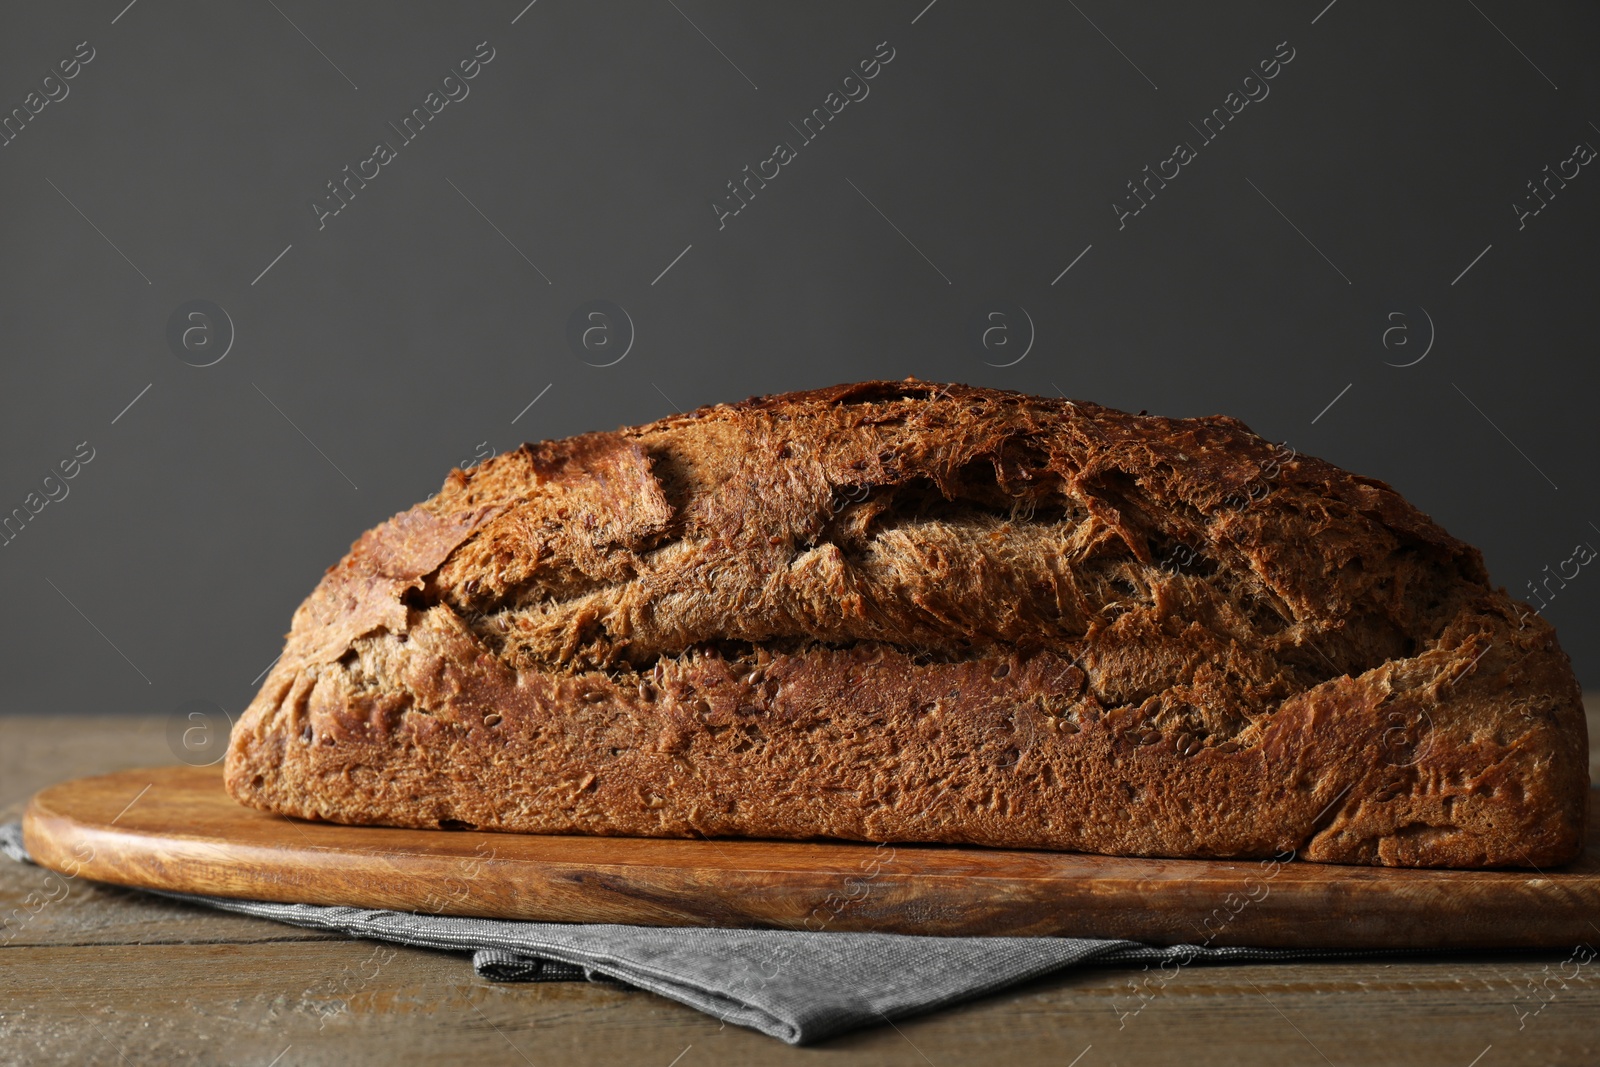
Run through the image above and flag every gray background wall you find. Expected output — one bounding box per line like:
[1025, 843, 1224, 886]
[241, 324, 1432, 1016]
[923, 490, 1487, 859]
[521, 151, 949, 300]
[2, 1, 1597, 731]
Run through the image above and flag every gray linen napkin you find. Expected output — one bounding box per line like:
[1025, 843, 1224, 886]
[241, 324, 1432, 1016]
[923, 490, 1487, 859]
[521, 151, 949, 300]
[0, 820, 1368, 1044]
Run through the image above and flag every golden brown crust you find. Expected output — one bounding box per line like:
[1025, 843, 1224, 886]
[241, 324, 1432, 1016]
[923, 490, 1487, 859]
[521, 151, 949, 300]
[224, 380, 1589, 867]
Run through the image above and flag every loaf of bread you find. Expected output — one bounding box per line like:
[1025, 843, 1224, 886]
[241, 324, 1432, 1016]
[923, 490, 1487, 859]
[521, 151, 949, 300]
[224, 380, 1589, 867]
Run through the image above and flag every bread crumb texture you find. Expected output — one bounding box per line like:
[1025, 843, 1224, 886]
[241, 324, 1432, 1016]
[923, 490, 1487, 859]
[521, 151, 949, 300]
[225, 381, 1589, 867]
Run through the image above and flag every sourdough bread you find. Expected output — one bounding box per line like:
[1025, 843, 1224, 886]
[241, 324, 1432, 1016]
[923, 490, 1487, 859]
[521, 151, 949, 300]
[224, 380, 1589, 867]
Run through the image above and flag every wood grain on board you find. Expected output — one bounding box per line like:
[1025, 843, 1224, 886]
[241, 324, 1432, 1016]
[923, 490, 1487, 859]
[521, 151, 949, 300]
[22, 763, 1600, 949]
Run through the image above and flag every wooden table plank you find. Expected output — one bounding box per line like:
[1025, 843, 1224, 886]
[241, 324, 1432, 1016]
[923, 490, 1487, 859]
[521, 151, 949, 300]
[0, 715, 176, 823]
[1, 704, 1596, 1065]
[2, 942, 1596, 1066]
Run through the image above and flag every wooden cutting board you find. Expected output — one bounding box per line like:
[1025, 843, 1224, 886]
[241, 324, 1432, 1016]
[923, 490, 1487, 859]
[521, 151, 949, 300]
[22, 765, 1600, 949]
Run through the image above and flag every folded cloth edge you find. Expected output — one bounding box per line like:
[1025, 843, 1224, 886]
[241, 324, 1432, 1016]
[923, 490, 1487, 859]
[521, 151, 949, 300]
[0, 819, 1410, 1045]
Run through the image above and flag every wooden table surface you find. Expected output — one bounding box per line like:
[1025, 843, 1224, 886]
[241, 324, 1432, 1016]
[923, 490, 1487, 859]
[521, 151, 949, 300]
[3, 707, 1597, 1067]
